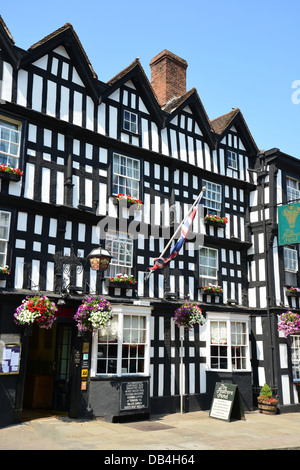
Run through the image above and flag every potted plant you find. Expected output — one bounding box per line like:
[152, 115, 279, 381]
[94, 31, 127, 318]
[201, 284, 223, 295]
[173, 302, 205, 330]
[14, 295, 58, 329]
[106, 273, 137, 288]
[0, 164, 23, 181]
[286, 287, 300, 297]
[277, 311, 300, 337]
[257, 383, 278, 414]
[113, 193, 142, 207]
[204, 214, 228, 226]
[0, 265, 10, 279]
[73, 296, 113, 332]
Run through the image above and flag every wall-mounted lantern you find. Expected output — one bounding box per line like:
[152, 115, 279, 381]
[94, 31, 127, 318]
[87, 247, 112, 272]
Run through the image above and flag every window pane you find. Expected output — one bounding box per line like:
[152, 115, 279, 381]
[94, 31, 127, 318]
[0, 120, 21, 167]
[112, 153, 140, 199]
[96, 313, 147, 376]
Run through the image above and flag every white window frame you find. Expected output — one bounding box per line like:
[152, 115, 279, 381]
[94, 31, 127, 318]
[0, 116, 22, 169]
[202, 180, 222, 213]
[284, 247, 298, 273]
[0, 210, 11, 268]
[123, 109, 138, 134]
[90, 305, 152, 377]
[206, 313, 251, 372]
[287, 177, 300, 203]
[284, 246, 298, 285]
[112, 152, 140, 199]
[227, 150, 238, 170]
[291, 335, 300, 381]
[105, 232, 133, 278]
[199, 246, 218, 286]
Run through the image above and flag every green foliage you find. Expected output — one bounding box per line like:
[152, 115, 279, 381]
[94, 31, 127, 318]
[259, 383, 272, 399]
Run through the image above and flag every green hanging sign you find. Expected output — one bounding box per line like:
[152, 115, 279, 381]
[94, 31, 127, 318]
[278, 203, 300, 246]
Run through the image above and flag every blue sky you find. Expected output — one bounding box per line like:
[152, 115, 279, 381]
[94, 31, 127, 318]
[1, 0, 300, 158]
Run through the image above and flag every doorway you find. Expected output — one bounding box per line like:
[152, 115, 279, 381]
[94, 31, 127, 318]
[23, 320, 75, 416]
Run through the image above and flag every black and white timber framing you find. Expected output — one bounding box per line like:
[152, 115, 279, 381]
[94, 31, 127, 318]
[0, 17, 299, 427]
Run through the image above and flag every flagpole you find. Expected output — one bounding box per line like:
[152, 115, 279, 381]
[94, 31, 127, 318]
[145, 186, 206, 281]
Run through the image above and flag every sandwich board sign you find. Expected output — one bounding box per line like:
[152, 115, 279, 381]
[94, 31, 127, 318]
[209, 382, 245, 421]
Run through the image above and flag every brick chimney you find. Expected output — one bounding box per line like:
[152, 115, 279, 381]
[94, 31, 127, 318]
[150, 50, 188, 107]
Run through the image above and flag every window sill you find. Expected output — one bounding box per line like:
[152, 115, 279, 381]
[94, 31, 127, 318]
[90, 374, 150, 381]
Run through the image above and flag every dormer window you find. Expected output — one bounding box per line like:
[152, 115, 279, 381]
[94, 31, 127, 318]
[122, 109, 138, 134]
[227, 150, 238, 170]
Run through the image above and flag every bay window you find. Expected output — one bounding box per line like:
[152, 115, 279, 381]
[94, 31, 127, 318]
[207, 314, 250, 371]
[91, 305, 151, 377]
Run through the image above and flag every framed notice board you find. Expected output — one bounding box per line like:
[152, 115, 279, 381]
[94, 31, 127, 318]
[120, 381, 149, 411]
[209, 382, 244, 421]
[0, 343, 22, 375]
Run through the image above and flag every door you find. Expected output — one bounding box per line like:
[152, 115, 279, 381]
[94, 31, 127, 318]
[52, 324, 73, 411]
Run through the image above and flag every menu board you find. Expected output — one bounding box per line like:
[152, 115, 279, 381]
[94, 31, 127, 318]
[0, 343, 22, 375]
[209, 382, 244, 421]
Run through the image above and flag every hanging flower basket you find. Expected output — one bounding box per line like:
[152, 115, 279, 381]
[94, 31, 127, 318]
[14, 295, 58, 329]
[74, 297, 113, 332]
[173, 302, 205, 329]
[277, 311, 300, 337]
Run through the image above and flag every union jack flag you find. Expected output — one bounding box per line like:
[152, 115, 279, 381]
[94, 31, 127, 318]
[148, 191, 204, 273]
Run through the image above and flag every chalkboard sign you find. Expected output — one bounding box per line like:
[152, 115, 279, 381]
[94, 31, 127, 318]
[120, 381, 149, 411]
[209, 382, 244, 421]
[0, 343, 22, 375]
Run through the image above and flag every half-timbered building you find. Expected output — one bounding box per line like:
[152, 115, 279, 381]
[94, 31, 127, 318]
[0, 16, 299, 427]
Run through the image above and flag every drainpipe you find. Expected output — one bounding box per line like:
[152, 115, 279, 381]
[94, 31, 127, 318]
[257, 151, 276, 393]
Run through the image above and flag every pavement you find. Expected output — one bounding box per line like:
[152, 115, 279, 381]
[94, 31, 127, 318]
[1, 409, 300, 454]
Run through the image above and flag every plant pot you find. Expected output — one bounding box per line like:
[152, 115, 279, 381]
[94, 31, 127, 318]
[257, 402, 278, 415]
[113, 197, 142, 209]
[200, 287, 223, 296]
[204, 219, 226, 228]
[106, 280, 136, 289]
[0, 171, 21, 182]
[0, 273, 10, 280]
[286, 291, 300, 297]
